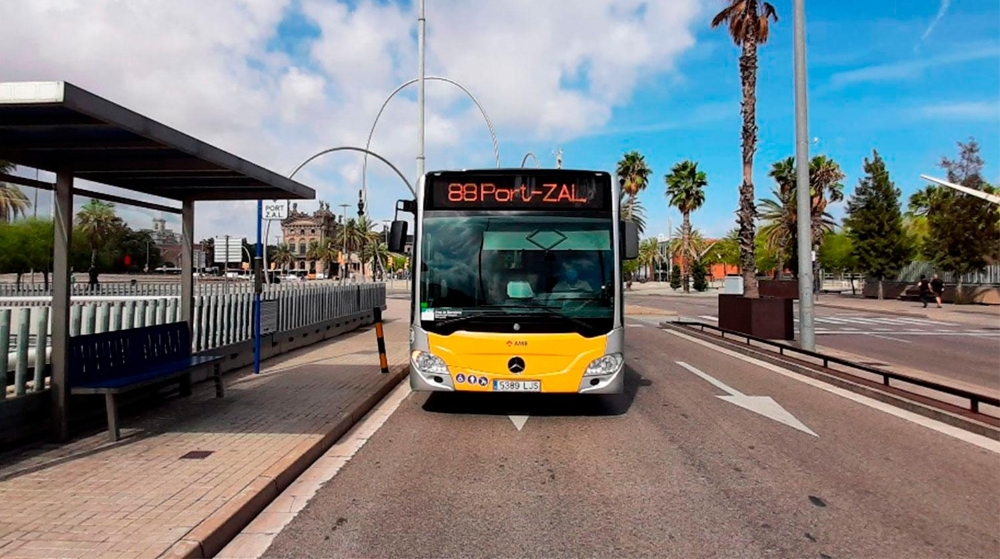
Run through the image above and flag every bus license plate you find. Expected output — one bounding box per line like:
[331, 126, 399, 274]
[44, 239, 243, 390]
[493, 380, 540, 392]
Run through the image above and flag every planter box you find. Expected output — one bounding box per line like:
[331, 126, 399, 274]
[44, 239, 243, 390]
[758, 279, 799, 300]
[718, 294, 794, 340]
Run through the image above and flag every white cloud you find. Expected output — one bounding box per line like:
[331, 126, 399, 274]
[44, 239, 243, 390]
[827, 46, 998, 90]
[914, 100, 1000, 120]
[0, 0, 702, 241]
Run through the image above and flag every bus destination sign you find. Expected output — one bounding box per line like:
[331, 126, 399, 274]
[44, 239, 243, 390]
[428, 174, 608, 210]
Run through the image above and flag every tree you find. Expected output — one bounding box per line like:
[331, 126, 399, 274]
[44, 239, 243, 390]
[925, 138, 1000, 299]
[843, 150, 912, 299]
[616, 151, 651, 208]
[637, 238, 661, 281]
[711, 0, 779, 299]
[759, 156, 843, 278]
[692, 259, 708, 292]
[665, 160, 707, 293]
[714, 228, 741, 267]
[669, 264, 682, 290]
[0, 160, 31, 223]
[818, 230, 858, 294]
[272, 243, 295, 273]
[76, 199, 125, 287]
[619, 190, 647, 235]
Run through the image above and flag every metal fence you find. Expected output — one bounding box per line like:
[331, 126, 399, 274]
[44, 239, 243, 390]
[897, 262, 1000, 285]
[2, 282, 386, 399]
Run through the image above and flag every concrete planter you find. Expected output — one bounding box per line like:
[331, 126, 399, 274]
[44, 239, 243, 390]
[718, 294, 794, 340]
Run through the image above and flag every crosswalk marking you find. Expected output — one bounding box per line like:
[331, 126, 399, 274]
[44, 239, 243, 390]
[685, 312, 990, 338]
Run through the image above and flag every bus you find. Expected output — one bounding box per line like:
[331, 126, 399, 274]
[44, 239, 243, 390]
[387, 168, 639, 394]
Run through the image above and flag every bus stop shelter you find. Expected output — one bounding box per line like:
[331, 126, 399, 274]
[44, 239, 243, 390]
[0, 81, 315, 440]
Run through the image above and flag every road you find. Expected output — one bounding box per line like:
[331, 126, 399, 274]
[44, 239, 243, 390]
[260, 320, 999, 559]
[635, 295, 1000, 393]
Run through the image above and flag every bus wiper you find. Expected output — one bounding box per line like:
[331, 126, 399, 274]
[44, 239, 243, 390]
[431, 310, 509, 326]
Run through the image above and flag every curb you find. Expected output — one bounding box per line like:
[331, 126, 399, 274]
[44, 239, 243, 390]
[165, 364, 410, 559]
[813, 302, 933, 319]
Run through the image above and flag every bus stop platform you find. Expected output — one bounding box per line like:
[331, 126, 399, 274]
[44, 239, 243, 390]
[0, 300, 410, 559]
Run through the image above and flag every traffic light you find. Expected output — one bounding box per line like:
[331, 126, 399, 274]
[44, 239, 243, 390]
[357, 189, 365, 217]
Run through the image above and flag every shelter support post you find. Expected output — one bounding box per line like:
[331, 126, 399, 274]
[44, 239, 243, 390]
[181, 200, 195, 325]
[51, 171, 73, 441]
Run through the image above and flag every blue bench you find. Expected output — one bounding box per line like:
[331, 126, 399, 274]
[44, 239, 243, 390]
[68, 322, 224, 441]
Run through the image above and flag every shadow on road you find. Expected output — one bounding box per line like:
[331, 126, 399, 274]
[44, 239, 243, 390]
[419, 366, 649, 417]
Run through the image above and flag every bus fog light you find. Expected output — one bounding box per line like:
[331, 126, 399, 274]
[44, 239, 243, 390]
[584, 353, 623, 376]
[411, 350, 449, 375]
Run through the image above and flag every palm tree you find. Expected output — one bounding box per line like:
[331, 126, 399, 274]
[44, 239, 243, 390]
[761, 156, 844, 277]
[667, 226, 708, 270]
[272, 243, 295, 273]
[616, 151, 652, 224]
[711, 0, 779, 299]
[335, 218, 370, 279]
[76, 199, 123, 287]
[619, 190, 647, 235]
[0, 160, 31, 223]
[665, 160, 707, 293]
[637, 238, 662, 281]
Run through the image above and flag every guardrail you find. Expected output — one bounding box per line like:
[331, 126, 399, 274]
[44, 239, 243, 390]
[670, 320, 1000, 415]
[2, 282, 386, 399]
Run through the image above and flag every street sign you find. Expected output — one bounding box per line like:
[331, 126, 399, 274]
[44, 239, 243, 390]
[263, 200, 288, 220]
[213, 236, 245, 264]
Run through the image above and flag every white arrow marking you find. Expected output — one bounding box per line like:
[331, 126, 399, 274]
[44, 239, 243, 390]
[677, 361, 817, 437]
[508, 415, 529, 431]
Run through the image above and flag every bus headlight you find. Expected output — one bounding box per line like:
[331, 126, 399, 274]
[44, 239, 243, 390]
[411, 350, 449, 375]
[584, 353, 623, 376]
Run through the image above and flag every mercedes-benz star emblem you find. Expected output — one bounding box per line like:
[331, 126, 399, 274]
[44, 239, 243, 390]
[507, 357, 525, 374]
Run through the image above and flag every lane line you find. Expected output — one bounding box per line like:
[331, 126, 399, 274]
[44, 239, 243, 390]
[676, 361, 743, 396]
[217, 381, 413, 558]
[870, 334, 913, 344]
[663, 329, 1000, 453]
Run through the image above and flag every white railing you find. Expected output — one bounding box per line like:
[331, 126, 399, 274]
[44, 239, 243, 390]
[1, 282, 386, 399]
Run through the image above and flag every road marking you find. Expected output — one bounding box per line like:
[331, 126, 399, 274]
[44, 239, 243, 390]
[665, 329, 1000, 454]
[217, 381, 413, 559]
[677, 361, 818, 437]
[870, 334, 912, 343]
[699, 315, 718, 322]
[813, 331, 995, 337]
[509, 415, 529, 430]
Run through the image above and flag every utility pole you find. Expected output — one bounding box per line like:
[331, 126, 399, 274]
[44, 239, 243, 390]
[793, 0, 815, 351]
[417, 0, 426, 179]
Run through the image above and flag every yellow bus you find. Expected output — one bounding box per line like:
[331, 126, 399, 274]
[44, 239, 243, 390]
[387, 168, 639, 394]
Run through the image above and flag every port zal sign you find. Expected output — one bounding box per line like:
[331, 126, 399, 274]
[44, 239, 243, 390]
[263, 200, 288, 220]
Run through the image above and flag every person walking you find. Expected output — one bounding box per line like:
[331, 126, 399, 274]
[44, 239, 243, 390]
[916, 275, 931, 308]
[931, 273, 945, 308]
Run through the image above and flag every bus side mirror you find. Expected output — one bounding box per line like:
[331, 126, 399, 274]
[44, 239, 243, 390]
[388, 220, 408, 253]
[623, 220, 639, 260]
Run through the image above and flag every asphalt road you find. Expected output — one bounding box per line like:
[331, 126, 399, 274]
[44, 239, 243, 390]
[262, 322, 1000, 559]
[637, 295, 1000, 393]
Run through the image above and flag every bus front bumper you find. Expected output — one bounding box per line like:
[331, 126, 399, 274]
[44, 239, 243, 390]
[409, 355, 625, 395]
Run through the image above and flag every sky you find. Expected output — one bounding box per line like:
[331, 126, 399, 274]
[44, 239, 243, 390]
[1, 0, 997, 244]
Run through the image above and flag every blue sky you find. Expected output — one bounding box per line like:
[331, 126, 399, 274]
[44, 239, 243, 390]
[526, 0, 1000, 240]
[2, 0, 997, 244]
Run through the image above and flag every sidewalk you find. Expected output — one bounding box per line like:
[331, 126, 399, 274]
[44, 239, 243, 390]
[0, 300, 411, 559]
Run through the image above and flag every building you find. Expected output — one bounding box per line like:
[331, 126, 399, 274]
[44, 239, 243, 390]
[279, 201, 360, 278]
[141, 218, 205, 270]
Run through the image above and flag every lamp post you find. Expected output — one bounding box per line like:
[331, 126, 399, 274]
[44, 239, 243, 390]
[339, 203, 350, 284]
[417, 0, 426, 179]
[793, 0, 815, 351]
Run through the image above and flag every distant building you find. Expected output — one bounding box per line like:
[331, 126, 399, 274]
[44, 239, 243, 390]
[279, 202, 359, 278]
[141, 218, 205, 270]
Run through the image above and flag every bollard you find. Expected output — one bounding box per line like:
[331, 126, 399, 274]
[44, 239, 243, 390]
[373, 306, 389, 373]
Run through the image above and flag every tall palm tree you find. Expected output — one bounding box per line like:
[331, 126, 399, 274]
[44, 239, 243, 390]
[665, 160, 707, 293]
[76, 199, 122, 286]
[0, 160, 31, 223]
[637, 238, 662, 280]
[667, 226, 708, 271]
[711, 0, 779, 299]
[616, 151, 652, 224]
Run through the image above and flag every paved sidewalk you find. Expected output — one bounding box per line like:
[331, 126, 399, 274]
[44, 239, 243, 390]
[0, 300, 411, 559]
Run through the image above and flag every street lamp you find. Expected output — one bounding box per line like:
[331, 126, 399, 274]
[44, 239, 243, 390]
[339, 203, 350, 284]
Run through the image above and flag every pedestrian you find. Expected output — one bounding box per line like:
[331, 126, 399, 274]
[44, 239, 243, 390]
[916, 274, 931, 308]
[931, 273, 944, 308]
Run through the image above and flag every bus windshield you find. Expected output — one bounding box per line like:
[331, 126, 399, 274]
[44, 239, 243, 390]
[419, 215, 615, 333]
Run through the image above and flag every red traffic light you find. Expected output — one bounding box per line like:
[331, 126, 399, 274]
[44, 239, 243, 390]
[124, 254, 132, 266]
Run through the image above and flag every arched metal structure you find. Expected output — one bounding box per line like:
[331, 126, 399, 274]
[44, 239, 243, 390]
[520, 152, 539, 168]
[361, 76, 500, 218]
[264, 146, 414, 283]
[921, 174, 1000, 206]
